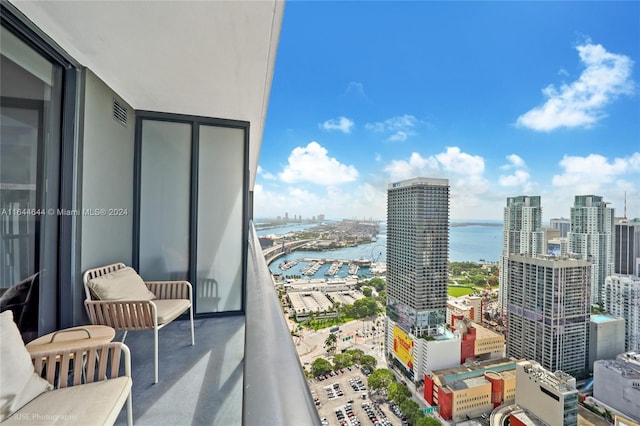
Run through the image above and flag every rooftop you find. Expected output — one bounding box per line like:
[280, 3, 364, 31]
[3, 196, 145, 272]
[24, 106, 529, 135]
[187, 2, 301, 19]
[430, 357, 517, 385]
[591, 314, 623, 324]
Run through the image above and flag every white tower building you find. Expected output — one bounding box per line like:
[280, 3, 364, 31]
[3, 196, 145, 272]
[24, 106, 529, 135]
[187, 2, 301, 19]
[568, 195, 614, 305]
[498, 196, 543, 313]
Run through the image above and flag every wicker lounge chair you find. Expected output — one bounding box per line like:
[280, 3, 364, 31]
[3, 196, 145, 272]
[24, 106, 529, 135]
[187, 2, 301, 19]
[83, 262, 195, 383]
[0, 311, 133, 425]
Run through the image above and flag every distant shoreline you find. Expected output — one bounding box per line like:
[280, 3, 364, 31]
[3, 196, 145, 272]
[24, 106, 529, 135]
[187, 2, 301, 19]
[450, 222, 502, 227]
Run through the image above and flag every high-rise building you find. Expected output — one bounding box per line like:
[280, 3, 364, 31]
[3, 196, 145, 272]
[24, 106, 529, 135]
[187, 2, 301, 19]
[385, 178, 459, 380]
[604, 275, 640, 352]
[615, 219, 640, 276]
[550, 217, 571, 237]
[568, 195, 614, 305]
[499, 196, 543, 312]
[386, 177, 449, 334]
[506, 254, 591, 376]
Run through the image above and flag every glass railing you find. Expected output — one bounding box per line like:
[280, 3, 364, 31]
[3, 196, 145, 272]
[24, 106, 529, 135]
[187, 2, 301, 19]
[243, 222, 321, 426]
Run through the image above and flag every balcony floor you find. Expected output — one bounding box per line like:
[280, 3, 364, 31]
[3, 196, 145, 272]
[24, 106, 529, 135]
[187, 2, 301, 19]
[115, 315, 244, 426]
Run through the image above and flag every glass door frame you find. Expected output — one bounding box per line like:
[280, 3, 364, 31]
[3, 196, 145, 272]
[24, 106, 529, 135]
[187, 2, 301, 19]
[133, 111, 250, 317]
[1, 2, 81, 333]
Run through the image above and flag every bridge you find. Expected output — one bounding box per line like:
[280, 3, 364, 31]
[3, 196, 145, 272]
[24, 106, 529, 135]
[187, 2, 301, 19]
[263, 239, 314, 265]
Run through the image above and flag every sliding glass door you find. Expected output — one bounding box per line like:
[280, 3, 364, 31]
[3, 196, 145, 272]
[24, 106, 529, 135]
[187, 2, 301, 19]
[136, 114, 248, 315]
[0, 24, 63, 339]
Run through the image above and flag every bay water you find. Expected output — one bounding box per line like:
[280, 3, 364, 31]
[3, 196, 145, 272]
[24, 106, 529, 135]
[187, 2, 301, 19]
[257, 220, 503, 278]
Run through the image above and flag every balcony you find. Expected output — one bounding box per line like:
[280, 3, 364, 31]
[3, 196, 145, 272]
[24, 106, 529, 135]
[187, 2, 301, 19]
[113, 225, 320, 426]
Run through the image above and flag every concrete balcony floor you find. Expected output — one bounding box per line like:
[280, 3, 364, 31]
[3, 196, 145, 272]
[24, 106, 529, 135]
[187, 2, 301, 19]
[115, 316, 244, 426]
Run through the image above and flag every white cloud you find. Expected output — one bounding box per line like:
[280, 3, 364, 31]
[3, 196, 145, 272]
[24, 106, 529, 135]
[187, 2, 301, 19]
[498, 154, 532, 191]
[383, 147, 490, 218]
[517, 41, 634, 131]
[365, 115, 420, 141]
[320, 116, 354, 134]
[435, 147, 485, 176]
[499, 170, 531, 187]
[257, 165, 276, 180]
[551, 153, 639, 194]
[345, 81, 367, 99]
[388, 131, 408, 142]
[278, 141, 358, 185]
[500, 154, 526, 170]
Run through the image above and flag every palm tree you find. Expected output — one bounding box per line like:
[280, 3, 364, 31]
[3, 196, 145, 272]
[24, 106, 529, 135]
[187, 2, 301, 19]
[325, 332, 338, 353]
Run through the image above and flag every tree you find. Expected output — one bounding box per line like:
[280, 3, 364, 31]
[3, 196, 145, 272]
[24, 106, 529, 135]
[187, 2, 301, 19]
[311, 358, 333, 377]
[367, 368, 395, 392]
[416, 416, 440, 426]
[325, 333, 337, 353]
[400, 399, 420, 423]
[362, 287, 373, 297]
[387, 382, 411, 404]
[369, 277, 386, 292]
[332, 353, 353, 369]
[346, 349, 364, 363]
[360, 355, 377, 371]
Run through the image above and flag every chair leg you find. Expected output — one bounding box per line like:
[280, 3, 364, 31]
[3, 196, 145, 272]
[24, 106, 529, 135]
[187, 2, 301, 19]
[126, 391, 133, 426]
[121, 330, 128, 343]
[154, 326, 159, 384]
[190, 306, 195, 346]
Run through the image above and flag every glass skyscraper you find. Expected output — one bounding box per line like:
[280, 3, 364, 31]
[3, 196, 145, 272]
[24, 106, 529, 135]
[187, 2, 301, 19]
[386, 177, 449, 335]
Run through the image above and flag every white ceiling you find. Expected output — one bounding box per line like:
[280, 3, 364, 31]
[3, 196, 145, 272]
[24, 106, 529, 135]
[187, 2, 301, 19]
[10, 0, 284, 189]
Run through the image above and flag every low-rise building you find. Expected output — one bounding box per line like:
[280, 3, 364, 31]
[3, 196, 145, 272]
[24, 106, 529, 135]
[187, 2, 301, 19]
[386, 320, 461, 383]
[447, 296, 483, 324]
[593, 351, 640, 421]
[589, 314, 626, 371]
[515, 360, 578, 426]
[454, 318, 505, 363]
[424, 357, 517, 422]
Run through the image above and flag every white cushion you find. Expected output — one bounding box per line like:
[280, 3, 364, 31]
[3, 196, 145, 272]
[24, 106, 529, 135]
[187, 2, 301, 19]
[88, 266, 156, 301]
[0, 311, 52, 422]
[2, 377, 131, 425]
[154, 299, 191, 325]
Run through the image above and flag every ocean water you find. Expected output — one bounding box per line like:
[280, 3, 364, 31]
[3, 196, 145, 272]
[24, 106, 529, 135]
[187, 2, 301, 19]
[259, 220, 503, 278]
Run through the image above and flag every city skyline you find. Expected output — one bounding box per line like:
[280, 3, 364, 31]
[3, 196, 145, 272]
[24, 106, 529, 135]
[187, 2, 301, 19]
[255, 2, 639, 221]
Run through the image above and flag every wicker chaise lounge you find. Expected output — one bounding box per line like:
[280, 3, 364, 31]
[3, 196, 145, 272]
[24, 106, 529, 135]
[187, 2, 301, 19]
[83, 262, 195, 383]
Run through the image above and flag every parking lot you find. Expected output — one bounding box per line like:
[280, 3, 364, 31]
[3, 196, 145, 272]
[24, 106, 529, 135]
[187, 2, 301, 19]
[308, 368, 404, 426]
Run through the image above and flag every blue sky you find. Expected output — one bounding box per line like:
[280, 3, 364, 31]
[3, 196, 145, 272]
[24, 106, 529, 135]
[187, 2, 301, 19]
[255, 1, 640, 221]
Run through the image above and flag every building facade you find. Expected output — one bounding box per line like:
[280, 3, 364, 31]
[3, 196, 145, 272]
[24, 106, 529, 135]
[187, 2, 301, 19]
[604, 275, 640, 352]
[615, 219, 640, 277]
[568, 195, 614, 305]
[515, 360, 579, 426]
[506, 255, 591, 376]
[447, 296, 482, 325]
[589, 315, 626, 371]
[385, 177, 452, 379]
[551, 218, 571, 238]
[386, 177, 449, 334]
[424, 358, 517, 422]
[499, 196, 543, 312]
[593, 351, 640, 421]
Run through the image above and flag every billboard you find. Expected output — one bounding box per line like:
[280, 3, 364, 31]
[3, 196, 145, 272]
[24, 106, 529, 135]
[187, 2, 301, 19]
[547, 242, 561, 257]
[393, 325, 414, 370]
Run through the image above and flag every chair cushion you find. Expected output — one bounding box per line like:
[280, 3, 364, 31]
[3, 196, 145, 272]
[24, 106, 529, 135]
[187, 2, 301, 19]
[154, 299, 191, 325]
[0, 311, 52, 422]
[88, 267, 155, 301]
[2, 377, 131, 425]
